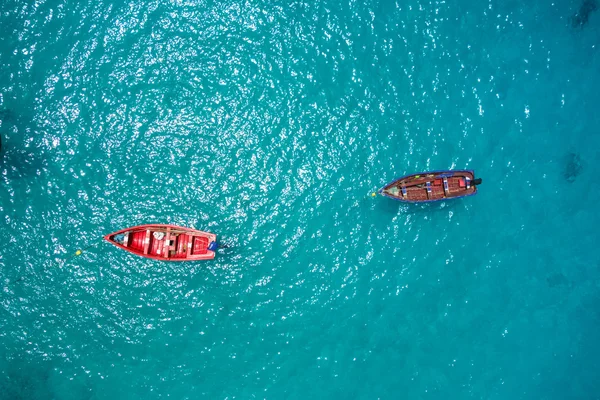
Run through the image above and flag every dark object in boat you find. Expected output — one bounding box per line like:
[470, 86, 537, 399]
[379, 170, 481, 203]
[572, 0, 598, 27]
[564, 152, 582, 183]
[104, 224, 217, 261]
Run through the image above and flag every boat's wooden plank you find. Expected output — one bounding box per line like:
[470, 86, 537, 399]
[186, 236, 193, 258]
[176, 234, 186, 257]
[163, 229, 171, 259]
[143, 230, 151, 255]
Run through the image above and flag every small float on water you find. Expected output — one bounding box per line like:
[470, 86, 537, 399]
[104, 224, 217, 261]
[379, 170, 482, 203]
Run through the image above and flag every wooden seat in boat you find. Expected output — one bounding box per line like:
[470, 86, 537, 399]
[143, 230, 151, 254]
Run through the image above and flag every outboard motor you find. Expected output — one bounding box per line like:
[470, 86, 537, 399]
[208, 241, 219, 251]
[472, 178, 482, 185]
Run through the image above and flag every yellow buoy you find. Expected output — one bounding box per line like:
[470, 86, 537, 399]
[75, 250, 82, 256]
[371, 192, 377, 197]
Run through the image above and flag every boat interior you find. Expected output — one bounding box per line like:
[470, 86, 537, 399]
[114, 228, 209, 259]
[384, 172, 477, 201]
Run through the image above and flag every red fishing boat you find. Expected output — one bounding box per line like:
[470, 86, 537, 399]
[379, 170, 482, 203]
[104, 224, 217, 261]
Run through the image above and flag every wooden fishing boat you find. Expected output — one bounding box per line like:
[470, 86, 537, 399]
[104, 224, 217, 261]
[379, 170, 482, 203]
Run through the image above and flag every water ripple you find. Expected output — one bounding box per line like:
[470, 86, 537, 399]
[1, 0, 600, 397]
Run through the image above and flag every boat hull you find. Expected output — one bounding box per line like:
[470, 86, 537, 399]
[379, 170, 478, 203]
[104, 224, 216, 261]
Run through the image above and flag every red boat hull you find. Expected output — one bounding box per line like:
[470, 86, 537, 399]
[104, 224, 216, 261]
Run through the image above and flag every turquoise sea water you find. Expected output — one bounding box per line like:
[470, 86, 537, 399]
[1, 0, 600, 398]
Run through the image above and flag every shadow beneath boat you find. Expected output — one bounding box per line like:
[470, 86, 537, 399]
[374, 196, 404, 215]
[378, 198, 462, 216]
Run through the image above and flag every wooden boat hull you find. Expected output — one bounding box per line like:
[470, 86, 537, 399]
[104, 224, 216, 261]
[379, 170, 480, 203]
